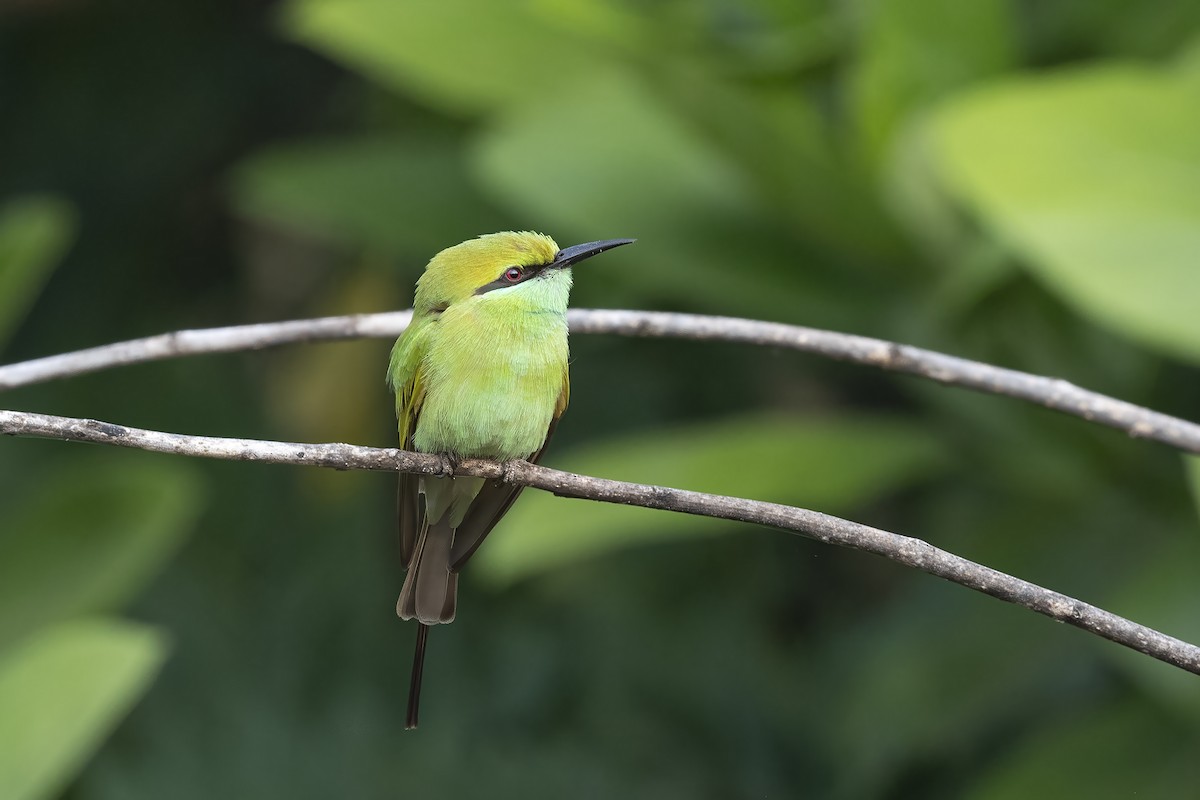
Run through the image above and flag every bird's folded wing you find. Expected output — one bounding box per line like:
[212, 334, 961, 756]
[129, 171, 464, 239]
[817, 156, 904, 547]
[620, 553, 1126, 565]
[395, 355, 427, 566]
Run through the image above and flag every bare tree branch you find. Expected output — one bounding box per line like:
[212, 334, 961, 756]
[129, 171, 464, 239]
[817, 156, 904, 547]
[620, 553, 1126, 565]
[1, 309, 1197, 454]
[3, 406, 1198, 675]
[0, 311, 412, 391]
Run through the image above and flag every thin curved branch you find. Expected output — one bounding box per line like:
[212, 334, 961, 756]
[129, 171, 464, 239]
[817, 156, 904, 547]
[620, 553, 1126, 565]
[1, 310, 1197, 454]
[2, 406, 1198, 675]
[0, 311, 413, 391]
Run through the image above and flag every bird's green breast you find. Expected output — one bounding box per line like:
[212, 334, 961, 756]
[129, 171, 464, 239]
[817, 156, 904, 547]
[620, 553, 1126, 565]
[412, 286, 569, 461]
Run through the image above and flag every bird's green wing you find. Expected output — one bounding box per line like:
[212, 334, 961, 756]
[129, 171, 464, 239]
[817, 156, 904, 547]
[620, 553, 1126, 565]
[397, 388, 426, 565]
[449, 372, 569, 570]
[390, 327, 428, 565]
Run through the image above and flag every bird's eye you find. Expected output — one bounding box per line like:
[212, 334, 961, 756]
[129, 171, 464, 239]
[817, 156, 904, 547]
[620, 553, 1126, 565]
[503, 267, 524, 282]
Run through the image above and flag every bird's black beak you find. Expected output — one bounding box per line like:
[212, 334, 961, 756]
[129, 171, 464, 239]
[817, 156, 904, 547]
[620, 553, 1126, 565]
[551, 238, 635, 268]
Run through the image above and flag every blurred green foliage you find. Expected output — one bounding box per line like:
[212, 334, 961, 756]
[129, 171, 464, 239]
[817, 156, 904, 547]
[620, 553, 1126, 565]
[0, 620, 166, 800]
[1, 0, 1199, 798]
[930, 62, 1200, 362]
[0, 199, 200, 800]
[0, 198, 74, 350]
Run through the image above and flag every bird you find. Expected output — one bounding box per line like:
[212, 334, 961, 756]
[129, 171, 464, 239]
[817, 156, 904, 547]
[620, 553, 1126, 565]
[386, 231, 634, 729]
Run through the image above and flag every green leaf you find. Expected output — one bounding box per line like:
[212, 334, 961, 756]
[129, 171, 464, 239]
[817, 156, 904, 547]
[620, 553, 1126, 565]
[229, 135, 502, 257]
[0, 619, 166, 800]
[657, 71, 908, 263]
[0, 196, 75, 351]
[474, 68, 757, 236]
[476, 415, 945, 584]
[0, 460, 201, 652]
[283, 0, 596, 114]
[929, 63, 1200, 363]
[472, 69, 819, 318]
[850, 0, 1015, 167]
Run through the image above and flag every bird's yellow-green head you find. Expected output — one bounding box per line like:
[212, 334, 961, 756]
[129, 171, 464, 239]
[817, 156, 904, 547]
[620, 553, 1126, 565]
[412, 231, 634, 317]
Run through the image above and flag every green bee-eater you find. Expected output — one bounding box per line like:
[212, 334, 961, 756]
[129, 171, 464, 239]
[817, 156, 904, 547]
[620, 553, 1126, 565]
[387, 231, 634, 728]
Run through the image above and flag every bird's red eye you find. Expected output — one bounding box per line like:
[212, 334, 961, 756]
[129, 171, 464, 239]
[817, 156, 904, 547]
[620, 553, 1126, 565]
[503, 267, 523, 282]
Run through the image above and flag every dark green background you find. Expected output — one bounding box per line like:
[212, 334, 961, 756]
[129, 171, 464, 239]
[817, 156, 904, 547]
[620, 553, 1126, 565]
[2, 1, 1199, 798]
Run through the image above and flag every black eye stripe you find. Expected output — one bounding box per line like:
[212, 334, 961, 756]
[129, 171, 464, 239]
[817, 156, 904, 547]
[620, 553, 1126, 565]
[474, 264, 546, 295]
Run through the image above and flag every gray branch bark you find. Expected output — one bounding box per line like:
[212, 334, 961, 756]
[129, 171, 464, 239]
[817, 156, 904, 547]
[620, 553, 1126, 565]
[1, 309, 1197, 454]
[2, 407, 1197, 675]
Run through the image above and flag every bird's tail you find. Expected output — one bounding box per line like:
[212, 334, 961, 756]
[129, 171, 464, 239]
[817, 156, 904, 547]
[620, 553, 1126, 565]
[398, 475, 481, 727]
[397, 514, 458, 625]
[406, 623, 429, 730]
[396, 515, 457, 729]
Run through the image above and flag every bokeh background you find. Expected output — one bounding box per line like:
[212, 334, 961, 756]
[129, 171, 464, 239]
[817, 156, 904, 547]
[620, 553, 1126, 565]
[2, 1, 1200, 798]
